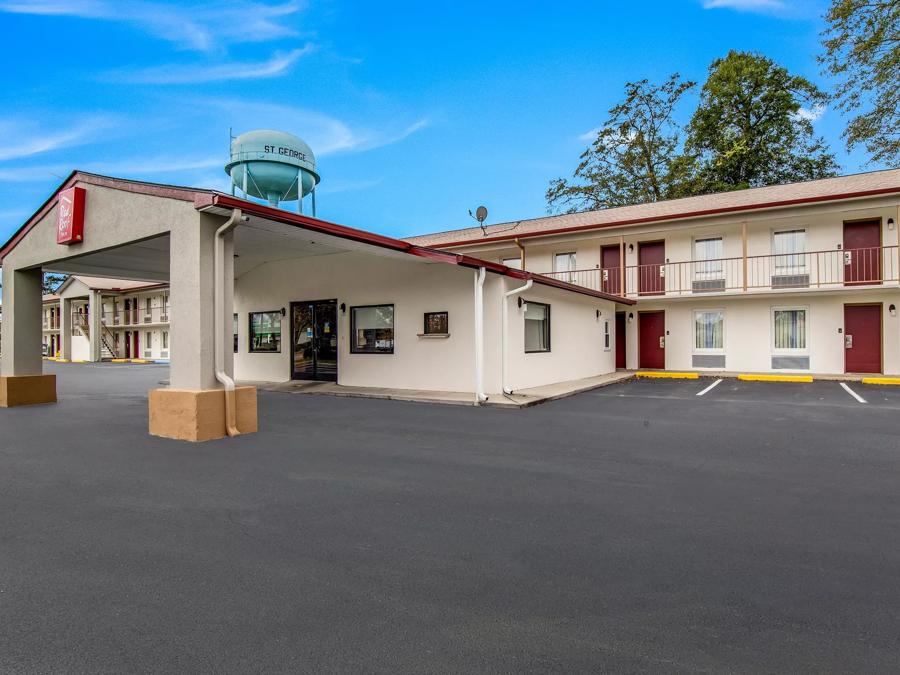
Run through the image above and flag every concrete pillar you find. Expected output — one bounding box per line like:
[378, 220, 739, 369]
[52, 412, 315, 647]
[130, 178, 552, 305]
[89, 289, 102, 362]
[0, 266, 56, 406]
[59, 297, 72, 361]
[148, 211, 256, 441]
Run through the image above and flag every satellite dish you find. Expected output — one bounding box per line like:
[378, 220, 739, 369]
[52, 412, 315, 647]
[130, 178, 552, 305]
[475, 205, 488, 223]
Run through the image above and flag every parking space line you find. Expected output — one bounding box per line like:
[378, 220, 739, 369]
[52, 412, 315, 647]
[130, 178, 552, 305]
[696, 379, 723, 397]
[840, 382, 867, 404]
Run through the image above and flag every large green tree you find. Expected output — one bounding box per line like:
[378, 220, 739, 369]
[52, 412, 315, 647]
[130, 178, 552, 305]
[681, 50, 839, 194]
[546, 74, 696, 214]
[820, 0, 900, 166]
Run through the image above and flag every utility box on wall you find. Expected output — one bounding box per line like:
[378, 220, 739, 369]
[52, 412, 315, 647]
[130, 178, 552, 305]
[56, 186, 85, 245]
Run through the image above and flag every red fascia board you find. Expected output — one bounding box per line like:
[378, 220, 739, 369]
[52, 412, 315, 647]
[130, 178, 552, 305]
[201, 194, 633, 304]
[1, 172, 204, 262]
[431, 185, 900, 249]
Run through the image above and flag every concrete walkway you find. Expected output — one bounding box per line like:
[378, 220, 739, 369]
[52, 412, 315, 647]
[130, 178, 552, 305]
[242, 371, 634, 408]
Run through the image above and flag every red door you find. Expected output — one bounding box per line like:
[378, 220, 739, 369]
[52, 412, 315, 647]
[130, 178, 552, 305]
[601, 245, 621, 295]
[843, 220, 881, 286]
[639, 311, 665, 369]
[844, 304, 881, 373]
[639, 241, 665, 295]
[133, 332, 140, 358]
[124, 332, 131, 358]
[615, 312, 626, 369]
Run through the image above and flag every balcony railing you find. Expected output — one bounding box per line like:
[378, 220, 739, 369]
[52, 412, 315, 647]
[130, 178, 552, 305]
[542, 246, 899, 298]
[102, 306, 170, 326]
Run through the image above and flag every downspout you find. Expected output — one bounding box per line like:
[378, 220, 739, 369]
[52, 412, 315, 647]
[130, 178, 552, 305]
[514, 238, 526, 269]
[501, 277, 533, 395]
[215, 208, 245, 437]
[473, 267, 487, 404]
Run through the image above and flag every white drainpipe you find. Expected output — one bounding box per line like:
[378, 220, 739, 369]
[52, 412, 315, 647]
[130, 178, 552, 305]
[473, 267, 487, 404]
[214, 208, 246, 437]
[501, 278, 533, 395]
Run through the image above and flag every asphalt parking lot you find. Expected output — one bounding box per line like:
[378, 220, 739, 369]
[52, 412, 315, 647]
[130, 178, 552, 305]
[3, 363, 900, 673]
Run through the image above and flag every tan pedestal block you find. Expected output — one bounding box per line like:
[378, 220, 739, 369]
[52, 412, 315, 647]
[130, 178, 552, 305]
[148, 386, 258, 442]
[0, 374, 57, 407]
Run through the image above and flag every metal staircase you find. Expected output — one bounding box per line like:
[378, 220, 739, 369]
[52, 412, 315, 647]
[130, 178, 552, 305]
[74, 313, 119, 359]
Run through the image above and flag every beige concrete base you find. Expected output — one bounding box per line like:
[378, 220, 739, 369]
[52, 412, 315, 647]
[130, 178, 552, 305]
[0, 374, 57, 407]
[148, 386, 258, 442]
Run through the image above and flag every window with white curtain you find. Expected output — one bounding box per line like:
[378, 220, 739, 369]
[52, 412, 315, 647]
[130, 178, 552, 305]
[693, 237, 724, 280]
[554, 252, 577, 282]
[502, 256, 522, 270]
[773, 230, 807, 274]
[693, 310, 724, 351]
[773, 308, 807, 351]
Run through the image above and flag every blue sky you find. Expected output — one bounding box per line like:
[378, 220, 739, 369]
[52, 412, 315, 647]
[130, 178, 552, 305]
[0, 0, 884, 243]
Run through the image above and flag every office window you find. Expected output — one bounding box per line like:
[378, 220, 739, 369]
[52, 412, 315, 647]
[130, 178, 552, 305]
[773, 308, 807, 350]
[502, 257, 522, 270]
[694, 310, 724, 351]
[524, 301, 550, 353]
[693, 237, 724, 280]
[249, 311, 282, 353]
[351, 305, 394, 353]
[604, 320, 611, 350]
[424, 311, 449, 335]
[233, 313, 239, 353]
[774, 229, 807, 274]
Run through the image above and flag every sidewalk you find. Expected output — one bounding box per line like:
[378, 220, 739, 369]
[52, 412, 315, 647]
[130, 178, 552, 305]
[242, 371, 635, 408]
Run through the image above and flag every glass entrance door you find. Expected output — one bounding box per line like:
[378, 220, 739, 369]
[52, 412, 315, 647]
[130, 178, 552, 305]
[291, 300, 338, 381]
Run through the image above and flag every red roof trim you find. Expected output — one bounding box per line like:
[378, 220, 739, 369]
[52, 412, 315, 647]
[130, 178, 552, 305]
[200, 193, 635, 305]
[426, 185, 900, 249]
[0, 172, 206, 262]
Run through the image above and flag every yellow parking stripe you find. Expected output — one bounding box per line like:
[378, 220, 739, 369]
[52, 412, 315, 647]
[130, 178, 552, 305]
[861, 377, 900, 386]
[635, 371, 699, 379]
[738, 374, 813, 383]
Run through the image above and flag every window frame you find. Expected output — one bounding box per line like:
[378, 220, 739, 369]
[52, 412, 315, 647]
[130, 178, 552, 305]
[772, 228, 808, 276]
[692, 235, 725, 281]
[233, 313, 239, 353]
[771, 305, 809, 355]
[692, 308, 726, 355]
[523, 300, 551, 354]
[501, 256, 522, 270]
[603, 319, 611, 351]
[248, 310, 283, 354]
[423, 311, 449, 336]
[350, 303, 395, 355]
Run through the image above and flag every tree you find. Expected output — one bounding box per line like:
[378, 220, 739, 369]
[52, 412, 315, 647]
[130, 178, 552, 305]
[820, 0, 900, 166]
[43, 273, 66, 294]
[682, 51, 839, 195]
[546, 74, 696, 214]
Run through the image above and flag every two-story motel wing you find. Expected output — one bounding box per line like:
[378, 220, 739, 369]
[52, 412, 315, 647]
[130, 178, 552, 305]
[406, 169, 900, 376]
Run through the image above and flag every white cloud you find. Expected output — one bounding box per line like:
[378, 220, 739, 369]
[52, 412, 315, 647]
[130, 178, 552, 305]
[0, 116, 112, 162]
[0, 0, 306, 52]
[578, 127, 602, 142]
[203, 99, 429, 157]
[106, 46, 314, 84]
[702, 0, 786, 13]
[795, 104, 826, 122]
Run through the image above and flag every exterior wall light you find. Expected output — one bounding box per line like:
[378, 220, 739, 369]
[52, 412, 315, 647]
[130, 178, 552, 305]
[280, 307, 286, 316]
[596, 309, 601, 318]
[628, 244, 634, 253]
[340, 303, 346, 314]
[890, 304, 897, 317]
[628, 312, 634, 323]
[517, 296, 526, 309]
[889, 218, 895, 231]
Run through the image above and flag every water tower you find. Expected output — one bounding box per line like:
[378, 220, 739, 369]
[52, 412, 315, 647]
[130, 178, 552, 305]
[225, 129, 321, 216]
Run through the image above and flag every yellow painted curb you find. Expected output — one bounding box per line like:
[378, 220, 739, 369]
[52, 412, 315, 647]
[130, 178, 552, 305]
[55, 359, 70, 363]
[110, 359, 129, 363]
[861, 377, 900, 386]
[70, 360, 86, 363]
[738, 374, 813, 383]
[635, 371, 699, 379]
[129, 359, 150, 364]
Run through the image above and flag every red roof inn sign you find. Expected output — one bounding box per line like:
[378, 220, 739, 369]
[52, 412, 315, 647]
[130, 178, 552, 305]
[56, 186, 85, 245]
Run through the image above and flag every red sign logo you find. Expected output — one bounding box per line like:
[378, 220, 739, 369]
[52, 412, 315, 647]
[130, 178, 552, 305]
[57, 187, 85, 245]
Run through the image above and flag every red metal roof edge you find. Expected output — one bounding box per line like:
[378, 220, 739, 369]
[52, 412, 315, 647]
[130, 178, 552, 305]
[202, 193, 634, 305]
[423, 185, 900, 249]
[0, 172, 206, 262]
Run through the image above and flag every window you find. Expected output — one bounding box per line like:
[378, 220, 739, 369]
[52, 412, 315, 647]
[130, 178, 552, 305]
[249, 311, 282, 353]
[604, 320, 611, 351]
[145, 332, 152, 348]
[162, 331, 169, 349]
[502, 257, 522, 270]
[351, 305, 394, 353]
[693, 237, 724, 280]
[554, 252, 577, 282]
[773, 308, 807, 351]
[145, 298, 152, 318]
[694, 310, 724, 351]
[524, 301, 550, 353]
[773, 229, 807, 275]
[424, 311, 448, 335]
[233, 313, 239, 353]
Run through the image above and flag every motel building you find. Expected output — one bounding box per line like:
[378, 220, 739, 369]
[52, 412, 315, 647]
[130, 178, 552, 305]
[0, 146, 898, 441]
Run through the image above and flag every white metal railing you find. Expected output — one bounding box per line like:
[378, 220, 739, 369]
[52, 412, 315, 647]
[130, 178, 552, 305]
[102, 305, 170, 326]
[540, 246, 899, 298]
